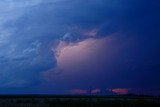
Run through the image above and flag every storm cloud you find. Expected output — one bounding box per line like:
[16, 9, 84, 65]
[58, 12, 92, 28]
[0, 0, 159, 94]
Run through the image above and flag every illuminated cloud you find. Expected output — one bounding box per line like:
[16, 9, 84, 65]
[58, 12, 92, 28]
[109, 88, 129, 95]
[68, 89, 88, 94]
[68, 88, 101, 94]
[91, 88, 101, 94]
[43, 35, 121, 78]
[82, 28, 99, 37]
[42, 33, 132, 90]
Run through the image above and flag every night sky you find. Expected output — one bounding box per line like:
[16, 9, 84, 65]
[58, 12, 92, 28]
[0, 0, 160, 95]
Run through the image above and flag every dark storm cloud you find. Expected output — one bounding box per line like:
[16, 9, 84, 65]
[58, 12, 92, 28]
[0, 0, 159, 94]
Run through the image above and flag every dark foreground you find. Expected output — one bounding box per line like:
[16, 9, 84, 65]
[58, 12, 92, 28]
[0, 95, 159, 107]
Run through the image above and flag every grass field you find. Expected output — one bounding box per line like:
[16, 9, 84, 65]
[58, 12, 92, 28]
[0, 95, 159, 107]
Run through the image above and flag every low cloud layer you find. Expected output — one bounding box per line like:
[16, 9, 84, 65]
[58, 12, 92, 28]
[109, 88, 129, 95]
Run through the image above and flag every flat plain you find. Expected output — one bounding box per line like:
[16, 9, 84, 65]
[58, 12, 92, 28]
[0, 95, 159, 107]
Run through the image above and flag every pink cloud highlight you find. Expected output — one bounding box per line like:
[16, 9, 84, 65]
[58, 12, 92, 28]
[91, 88, 101, 94]
[42, 33, 130, 86]
[82, 28, 99, 37]
[109, 88, 129, 95]
[69, 89, 88, 94]
[69, 88, 101, 94]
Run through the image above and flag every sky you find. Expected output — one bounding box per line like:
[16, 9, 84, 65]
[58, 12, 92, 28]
[0, 0, 160, 95]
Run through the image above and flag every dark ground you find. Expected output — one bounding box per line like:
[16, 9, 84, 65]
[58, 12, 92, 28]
[0, 95, 159, 107]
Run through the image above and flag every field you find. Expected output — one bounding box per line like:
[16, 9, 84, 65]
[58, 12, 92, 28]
[0, 95, 159, 107]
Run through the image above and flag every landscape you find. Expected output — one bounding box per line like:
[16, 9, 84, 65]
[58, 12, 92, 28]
[0, 95, 159, 107]
[0, 0, 160, 107]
